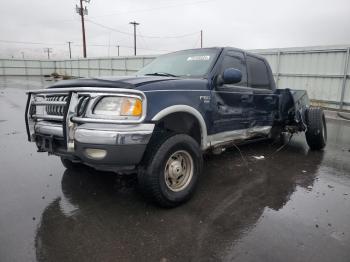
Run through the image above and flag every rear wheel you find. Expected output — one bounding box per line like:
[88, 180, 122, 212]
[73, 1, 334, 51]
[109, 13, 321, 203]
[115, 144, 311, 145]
[305, 107, 327, 150]
[138, 133, 203, 208]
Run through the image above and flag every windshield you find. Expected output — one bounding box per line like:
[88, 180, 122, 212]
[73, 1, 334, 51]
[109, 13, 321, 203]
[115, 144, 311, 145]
[136, 49, 219, 78]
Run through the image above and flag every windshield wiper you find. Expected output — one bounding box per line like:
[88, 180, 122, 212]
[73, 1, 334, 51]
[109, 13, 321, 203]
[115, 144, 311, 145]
[145, 72, 178, 77]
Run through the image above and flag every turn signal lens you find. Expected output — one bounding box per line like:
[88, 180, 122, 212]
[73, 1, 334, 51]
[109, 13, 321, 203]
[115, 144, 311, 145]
[120, 98, 142, 116]
[132, 99, 142, 116]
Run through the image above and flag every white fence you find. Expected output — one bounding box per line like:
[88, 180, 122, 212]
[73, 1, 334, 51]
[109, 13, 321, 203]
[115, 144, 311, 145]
[251, 46, 350, 111]
[0, 45, 349, 110]
[0, 60, 56, 76]
[55, 56, 155, 77]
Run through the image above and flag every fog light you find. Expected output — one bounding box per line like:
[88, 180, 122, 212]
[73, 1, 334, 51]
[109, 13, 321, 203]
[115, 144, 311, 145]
[84, 148, 107, 160]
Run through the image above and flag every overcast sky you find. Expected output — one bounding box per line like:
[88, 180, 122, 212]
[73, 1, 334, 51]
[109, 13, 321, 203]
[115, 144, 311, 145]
[0, 0, 349, 59]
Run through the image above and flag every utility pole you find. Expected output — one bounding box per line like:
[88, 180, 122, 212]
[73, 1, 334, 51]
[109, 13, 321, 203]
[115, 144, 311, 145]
[76, 0, 90, 58]
[21, 52, 25, 59]
[200, 30, 203, 48]
[44, 48, 52, 59]
[116, 45, 120, 56]
[108, 32, 111, 57]
[67, 41, 73, 59]
[129, 21, 140, 56]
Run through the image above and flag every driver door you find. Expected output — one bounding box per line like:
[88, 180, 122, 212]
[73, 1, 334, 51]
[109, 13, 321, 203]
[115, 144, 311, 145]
[211, 50, 253, 135]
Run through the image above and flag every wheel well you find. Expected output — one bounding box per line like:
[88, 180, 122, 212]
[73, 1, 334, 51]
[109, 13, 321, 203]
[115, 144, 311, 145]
[155, 112, 202, 146]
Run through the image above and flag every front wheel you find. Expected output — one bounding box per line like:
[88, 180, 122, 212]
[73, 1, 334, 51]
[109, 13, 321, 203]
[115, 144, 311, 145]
[305, 107, 327, 150]
[138, 133, 203, 208]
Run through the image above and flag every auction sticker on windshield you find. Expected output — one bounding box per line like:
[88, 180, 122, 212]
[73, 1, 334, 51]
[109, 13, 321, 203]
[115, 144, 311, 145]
[187, 55, 210, 61]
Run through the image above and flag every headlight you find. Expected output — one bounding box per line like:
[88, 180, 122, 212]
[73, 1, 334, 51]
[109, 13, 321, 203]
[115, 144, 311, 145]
[93, 96, 142, 118]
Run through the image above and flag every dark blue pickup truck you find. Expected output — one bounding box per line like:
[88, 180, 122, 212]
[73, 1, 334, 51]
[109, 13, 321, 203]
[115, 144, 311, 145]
[25, 47, 327, 207]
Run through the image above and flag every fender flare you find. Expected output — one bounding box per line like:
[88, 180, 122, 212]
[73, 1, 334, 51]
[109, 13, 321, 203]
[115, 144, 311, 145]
[152, 105, 209, 150]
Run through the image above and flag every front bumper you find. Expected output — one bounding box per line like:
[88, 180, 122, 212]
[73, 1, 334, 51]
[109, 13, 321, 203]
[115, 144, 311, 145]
[34, 122, 154, 168]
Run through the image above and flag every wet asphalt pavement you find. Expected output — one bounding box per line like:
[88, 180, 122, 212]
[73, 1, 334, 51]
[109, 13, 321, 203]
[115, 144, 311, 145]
[1, 76, 350, 262]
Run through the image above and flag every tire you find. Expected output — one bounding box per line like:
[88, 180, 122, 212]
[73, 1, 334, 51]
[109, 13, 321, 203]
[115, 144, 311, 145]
[138, 133, 203, 208]
[60, 157, 84, 170]
[305, 107, 327, 150]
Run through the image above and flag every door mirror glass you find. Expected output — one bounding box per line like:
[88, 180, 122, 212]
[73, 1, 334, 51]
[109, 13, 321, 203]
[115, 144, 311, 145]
[222, 68, 242, 84]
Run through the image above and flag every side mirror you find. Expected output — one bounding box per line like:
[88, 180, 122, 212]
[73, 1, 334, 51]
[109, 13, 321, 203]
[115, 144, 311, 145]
[222, 68, 242, 85]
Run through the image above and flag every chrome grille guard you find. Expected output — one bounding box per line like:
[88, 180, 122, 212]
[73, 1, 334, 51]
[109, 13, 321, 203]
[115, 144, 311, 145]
[25, 87, 147, 152]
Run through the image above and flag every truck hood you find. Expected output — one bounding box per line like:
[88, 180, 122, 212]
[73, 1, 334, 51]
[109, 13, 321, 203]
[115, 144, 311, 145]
[48, 76, 181, 89]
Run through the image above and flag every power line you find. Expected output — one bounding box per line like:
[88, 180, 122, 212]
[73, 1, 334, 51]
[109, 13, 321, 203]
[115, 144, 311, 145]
[0, 39, 65, 46]
[89, 0, 215, 19]
[0, 39, 172, 53]
[86, 19, 133, 36]
[86, 18, 199, 39]
[137, 29, 150, 52]
[27, 0, 215, 25]
[80, 43, 172, 52]
[138, 31, 200, 39]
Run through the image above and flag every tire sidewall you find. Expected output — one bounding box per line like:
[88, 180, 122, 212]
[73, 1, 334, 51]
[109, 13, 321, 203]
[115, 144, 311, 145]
[147, 135, 202, 204]
[321, 113, 327, 143]
[305, 107, 327, 150]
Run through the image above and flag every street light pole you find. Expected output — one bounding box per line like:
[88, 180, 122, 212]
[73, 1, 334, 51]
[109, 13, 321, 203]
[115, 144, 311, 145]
[116, 45, 120, 56]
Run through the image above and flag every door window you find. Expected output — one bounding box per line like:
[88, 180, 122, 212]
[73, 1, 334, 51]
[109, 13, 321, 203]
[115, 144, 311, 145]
[220, 51, 247, 86]
[246, 55, 271, 90]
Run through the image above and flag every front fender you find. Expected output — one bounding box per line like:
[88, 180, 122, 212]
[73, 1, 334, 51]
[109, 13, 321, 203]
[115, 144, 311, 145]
[143, 89, 212, 150]
[152, 105, 209, 150]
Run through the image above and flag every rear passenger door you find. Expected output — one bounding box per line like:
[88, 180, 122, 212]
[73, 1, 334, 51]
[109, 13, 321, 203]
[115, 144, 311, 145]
[246, 55, 279, 129]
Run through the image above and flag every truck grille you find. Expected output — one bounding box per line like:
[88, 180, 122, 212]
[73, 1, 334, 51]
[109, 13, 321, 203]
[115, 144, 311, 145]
[29, 93, 90, 122]
[44, 95, 90, 117]
[76, 96, 90, 116]
[45, 95, 68, 116]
